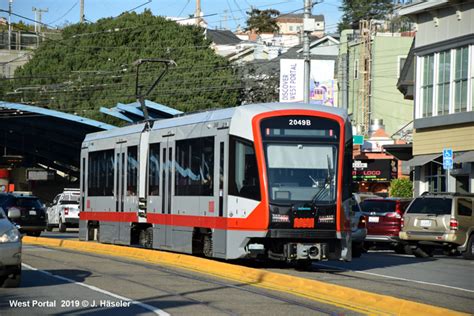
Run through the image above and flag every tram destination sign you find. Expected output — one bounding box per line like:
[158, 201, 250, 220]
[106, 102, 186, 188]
[352, 159, 398, 182]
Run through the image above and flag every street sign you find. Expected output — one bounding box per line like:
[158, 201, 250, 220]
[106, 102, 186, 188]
[443, 148, 453, 170]
[353, 135, 364, 145]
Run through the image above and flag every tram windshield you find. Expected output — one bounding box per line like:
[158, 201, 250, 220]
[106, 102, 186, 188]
[265, 143, 337, 204]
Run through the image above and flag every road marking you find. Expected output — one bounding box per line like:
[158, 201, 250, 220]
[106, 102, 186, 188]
[22, 263, 169, 316]
[314, 262, 474, 294]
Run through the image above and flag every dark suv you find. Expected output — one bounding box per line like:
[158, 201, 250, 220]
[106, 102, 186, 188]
[360, 198, 412, 253]
[0, 193, 46, 237]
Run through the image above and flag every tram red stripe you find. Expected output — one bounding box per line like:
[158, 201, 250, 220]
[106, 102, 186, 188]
[79, 212, 138, 222]
[79, 211, 268, 231]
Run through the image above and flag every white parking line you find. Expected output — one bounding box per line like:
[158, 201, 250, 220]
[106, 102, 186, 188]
[22, 263, 170, 316]
[314, 262, 474, 294]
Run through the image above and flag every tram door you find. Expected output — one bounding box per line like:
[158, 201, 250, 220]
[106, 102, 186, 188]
[160, 130, 175, 249]
[114, 141, 136, 245]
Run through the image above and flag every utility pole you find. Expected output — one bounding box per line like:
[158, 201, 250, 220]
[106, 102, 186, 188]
[32, 7, 48, 33]
[358, 20, 372, 136]
[80, 0, 84, 23]
[195, 0, 202, 26]
[8, 0, 12, 51]
[303, 0, 312, 103]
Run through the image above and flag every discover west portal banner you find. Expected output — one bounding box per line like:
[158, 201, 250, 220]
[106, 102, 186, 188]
[279, 59, 336, 106]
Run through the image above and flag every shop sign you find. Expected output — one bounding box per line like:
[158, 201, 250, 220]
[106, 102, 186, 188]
[352, 159, 397, 182]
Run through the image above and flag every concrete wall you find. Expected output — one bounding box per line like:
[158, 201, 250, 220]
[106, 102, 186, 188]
[0, 50, 32, 78]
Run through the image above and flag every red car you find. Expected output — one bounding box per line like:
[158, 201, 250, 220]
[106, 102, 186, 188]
[360, 198, 412, 253]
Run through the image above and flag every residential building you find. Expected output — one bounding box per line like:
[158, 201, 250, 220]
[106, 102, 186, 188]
[338, 30, 414, 136]
[399, 1, 474, 195]
[276, 14, 325, 38]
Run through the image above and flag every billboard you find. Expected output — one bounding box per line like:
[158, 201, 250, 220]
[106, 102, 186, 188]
[352, 159, 398, 182]
[279, 59, 336, 106]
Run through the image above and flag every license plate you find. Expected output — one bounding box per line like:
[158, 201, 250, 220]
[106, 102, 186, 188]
[29, 210, 37, 215]
[420, 220, 432, 227]
[368, 216, 379, 223]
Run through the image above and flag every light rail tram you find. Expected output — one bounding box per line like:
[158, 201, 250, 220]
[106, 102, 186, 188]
[79, 102, 353, 263]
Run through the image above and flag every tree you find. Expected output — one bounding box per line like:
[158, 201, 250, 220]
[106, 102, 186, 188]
[389, 178, 413, 198]
[338, 0, 394, 32]
[245, 8, 280, 34]
[1, 11, 240, 123]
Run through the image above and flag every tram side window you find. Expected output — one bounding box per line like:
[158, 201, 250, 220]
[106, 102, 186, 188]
[229, 137, 261, 201]
[148, 143, 160, 196]
[175, 137, 214, 196]
[127, 146, 138, 196]
[88, 150, 114, 196]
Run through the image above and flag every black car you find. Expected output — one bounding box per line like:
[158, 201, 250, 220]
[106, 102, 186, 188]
[0, 193, 46, 236]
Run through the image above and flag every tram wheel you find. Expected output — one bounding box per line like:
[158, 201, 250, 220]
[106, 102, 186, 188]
[203, 234, 213, 258]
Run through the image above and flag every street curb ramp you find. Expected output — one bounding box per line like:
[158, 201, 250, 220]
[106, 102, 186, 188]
[23, 236, 467, 316]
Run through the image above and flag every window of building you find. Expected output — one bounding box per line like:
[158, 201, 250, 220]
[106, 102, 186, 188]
[454, 46, 468, 112]
[88, 150, 114, 196]
[148, 143, 160, 196]
[127, 146, 138, 196]
[421, 54, 434, 117]
[457, 198, 472, 217]
[437, 50, 451, 116]
[354, 60, 359, 79]
[228, 137, 261, 201]
[398, 56, 406, 79]
[289, 25, 294, 31]
[175, 137, 214, 196]
[425, 162, 446, 193]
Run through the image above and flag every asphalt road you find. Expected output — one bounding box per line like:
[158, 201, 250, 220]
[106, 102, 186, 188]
[0, 244, 357, 316]
[17, 230, 474, 314]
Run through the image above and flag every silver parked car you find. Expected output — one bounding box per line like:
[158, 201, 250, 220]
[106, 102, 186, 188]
[0, 207, 22, 287]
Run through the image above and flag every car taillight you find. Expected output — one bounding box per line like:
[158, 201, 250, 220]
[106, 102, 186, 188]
[449, 218, 458, 230]
[358, 216, 367, 229]
[64, 207, 69, 215]
[386, 212, 402, 219]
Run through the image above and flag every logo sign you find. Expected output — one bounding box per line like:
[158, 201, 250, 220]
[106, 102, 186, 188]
[352, 159, 398, 182]
[443, 148, 453, 170]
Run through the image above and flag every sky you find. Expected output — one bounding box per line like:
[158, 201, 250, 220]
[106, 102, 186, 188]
[1, 0, 342, 33]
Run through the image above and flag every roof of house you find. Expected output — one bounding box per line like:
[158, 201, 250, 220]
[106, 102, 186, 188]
[206, 29, 242, 45]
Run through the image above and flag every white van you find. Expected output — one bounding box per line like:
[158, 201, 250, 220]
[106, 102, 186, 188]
[46, 188, 80, 232]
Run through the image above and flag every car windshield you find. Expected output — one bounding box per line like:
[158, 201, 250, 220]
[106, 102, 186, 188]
[265, 143, 337, 203]
[407, 197, 452, 215]
[361, 200, 396, 215]
[14, 198, 43, 209]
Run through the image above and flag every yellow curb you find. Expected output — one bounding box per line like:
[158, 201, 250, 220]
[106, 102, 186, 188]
[24, 237, 467, 316]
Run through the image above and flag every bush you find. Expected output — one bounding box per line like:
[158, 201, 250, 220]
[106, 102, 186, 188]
[389, 178, 413, 198]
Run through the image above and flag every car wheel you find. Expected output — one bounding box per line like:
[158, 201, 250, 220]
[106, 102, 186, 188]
[462, 234, 473, 260]
[413, 246, 433, 258]
[2, 266, 21, 288]
[46, 225, 53, 232]
[404, 244, 414, 255]
[394, 244, 406, 254]
[27, 231, 41, 237]
[58, 219, 66, 233]
[352, 242, 363, 258]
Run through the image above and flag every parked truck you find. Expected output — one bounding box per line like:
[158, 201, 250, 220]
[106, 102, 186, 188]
[46, 188, 80, 232]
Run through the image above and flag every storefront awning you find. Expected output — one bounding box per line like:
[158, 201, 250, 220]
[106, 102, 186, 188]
[454, 151, 474, 163]
[406, 153, 442, 167]
[383, 144, 413, 161]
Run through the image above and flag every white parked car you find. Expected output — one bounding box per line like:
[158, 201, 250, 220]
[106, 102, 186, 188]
[46, 189, 80, 232]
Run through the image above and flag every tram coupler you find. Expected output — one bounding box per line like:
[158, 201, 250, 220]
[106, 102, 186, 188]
[284, 243, 327, 261]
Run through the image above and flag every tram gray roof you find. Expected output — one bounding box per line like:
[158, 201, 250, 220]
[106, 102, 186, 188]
[84, 103, 348, 141]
